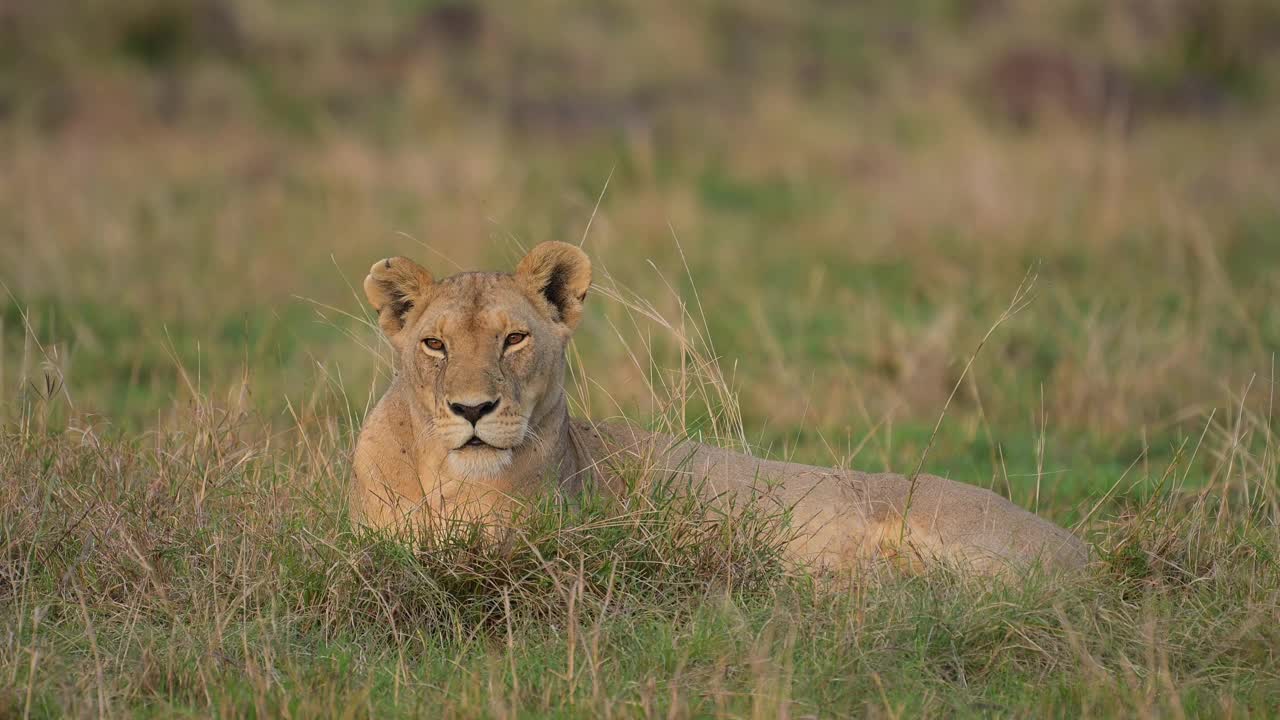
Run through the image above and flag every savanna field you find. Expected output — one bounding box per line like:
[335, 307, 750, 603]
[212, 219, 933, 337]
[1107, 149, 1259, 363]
[3, 1, 1280, 716]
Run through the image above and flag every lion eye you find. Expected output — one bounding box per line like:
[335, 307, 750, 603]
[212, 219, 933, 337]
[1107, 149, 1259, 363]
[423, 338, 446, 353]
[504, 332, 528, 348]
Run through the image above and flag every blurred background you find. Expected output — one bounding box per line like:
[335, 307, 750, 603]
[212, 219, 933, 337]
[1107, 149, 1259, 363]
[2, 0, 1279, 508]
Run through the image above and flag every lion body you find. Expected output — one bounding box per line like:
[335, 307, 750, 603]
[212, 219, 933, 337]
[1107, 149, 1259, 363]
[351, 243, 1088, 575]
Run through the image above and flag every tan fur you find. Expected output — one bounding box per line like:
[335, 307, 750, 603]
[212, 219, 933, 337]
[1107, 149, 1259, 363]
[352, 242, 1088, 575]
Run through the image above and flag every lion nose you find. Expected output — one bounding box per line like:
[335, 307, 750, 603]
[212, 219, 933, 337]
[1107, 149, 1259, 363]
[448, 399, 500, 425]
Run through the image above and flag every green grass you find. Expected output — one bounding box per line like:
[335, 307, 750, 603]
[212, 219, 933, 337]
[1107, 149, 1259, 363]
[3, 0, 1280, 716]
[5, 410, 1278, 718]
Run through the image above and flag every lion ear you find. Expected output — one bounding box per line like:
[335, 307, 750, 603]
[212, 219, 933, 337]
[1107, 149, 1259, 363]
[364, 257, 434, 337]
[515, 242, 592, 330]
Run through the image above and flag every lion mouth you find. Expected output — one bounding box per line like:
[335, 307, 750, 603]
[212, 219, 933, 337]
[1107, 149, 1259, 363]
[460, 436, 495, 450]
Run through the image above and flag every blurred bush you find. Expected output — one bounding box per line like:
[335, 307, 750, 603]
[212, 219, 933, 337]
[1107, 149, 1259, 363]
[2, 0, 1277, 135]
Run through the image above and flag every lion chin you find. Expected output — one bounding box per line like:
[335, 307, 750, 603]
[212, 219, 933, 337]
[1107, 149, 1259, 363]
[446, 444, 514, 478]
[349, 241, 1090, 577]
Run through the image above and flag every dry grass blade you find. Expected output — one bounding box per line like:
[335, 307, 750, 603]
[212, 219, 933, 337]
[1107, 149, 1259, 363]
[900, 266, 1039, 542]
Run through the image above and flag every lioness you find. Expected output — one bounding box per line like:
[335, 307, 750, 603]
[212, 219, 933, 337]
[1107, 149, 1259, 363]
[352, 242, 1087, 574]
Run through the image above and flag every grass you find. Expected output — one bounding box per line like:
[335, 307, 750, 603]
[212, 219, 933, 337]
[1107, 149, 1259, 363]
[3, 0, 1280, 716]
[4, 398, 1278, 717]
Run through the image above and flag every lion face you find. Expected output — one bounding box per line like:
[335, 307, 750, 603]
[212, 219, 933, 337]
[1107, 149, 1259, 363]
[363, 242, 591, 477]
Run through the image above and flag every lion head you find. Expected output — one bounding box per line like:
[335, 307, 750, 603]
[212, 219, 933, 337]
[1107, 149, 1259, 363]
[362, 242, 591, 479]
